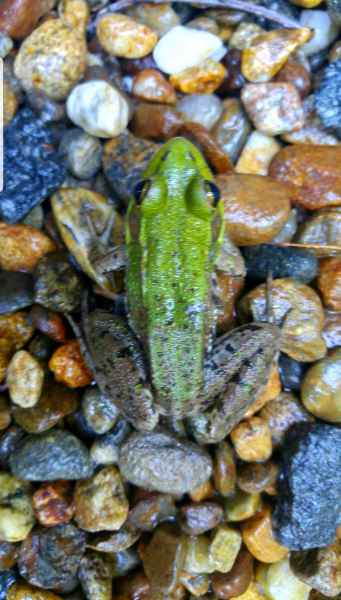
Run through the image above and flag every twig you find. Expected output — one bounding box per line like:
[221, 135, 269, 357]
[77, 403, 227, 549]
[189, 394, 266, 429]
[98, 0, 303, 29]
[272, 242, 341, 256]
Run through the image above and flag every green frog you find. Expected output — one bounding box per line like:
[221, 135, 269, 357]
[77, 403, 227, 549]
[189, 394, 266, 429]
[79, 137, 280, 443]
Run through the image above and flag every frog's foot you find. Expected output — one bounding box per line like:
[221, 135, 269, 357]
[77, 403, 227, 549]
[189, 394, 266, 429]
[86, 210, 127, 276]
[65, 313, 98, 378]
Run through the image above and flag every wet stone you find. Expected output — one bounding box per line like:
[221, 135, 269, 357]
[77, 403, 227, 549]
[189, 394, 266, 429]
[235, 131, 281, 176]
[82, 387, 119, 435]
[278, 354, 309, 392]
[1, 108, 66, 223]
[33, 481, 75, 527]
[0, 541, 19, 570]
[141, 524, 186, 596]
[177, 93, 223, 130]
[290, 542, 341, 597]
[170, 59, 226, 95]
[132, 69, 177, 105]
[0, 570, 18, 600]
[0, 473, 35, 542]
[0, 272, 34, 314]
[0, 223, 55, 272]
[0, 0, 56, 40]
[300, 9, 339, 56]
[59, 129, 103, 180]
[119, 431, 213, 495]
[301, 348, 341, 423]
[29, 306, 67, 343]
[212, 98, 251, 163]
[323, 310, 341, 350]
[224, 490, 261, 522]
[18, 524, 86, 593]
[7, 350, 44, 408]
[257, 558, 311, 600]
[10, 429, 94, 481]
[0, 426, 25, 471]
[275, 59, 311, 98]
[237, 461, 278, 495]
[212, 548, 254, 599]
[318, 258, 341, 311]
[34, 253, 83, 313]
[128, 492, 177, 532]
[273, 422, 341, 549]
[180, 502, 223, 535]
[130, 103, 183, 141]
[242, 245, 318, 283]
[219, 49, 246, 93]
[49, 340, 93, 388]
[260, 392, 313, 448]
[242, 82, 304, 135]
[213, 440, 237, 498]
[78, 551, 112, 600]
[242, 505, 288, 563]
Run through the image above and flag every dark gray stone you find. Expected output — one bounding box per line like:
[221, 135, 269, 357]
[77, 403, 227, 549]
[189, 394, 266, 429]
[315, 60, 341, 132]
[0, 271, 34, 314]
[273, 423, 341, 550]
[242, 244, 318, 283]
[10, 429, 94, 481]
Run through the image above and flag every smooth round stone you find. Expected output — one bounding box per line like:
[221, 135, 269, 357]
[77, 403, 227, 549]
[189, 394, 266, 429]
[59, 129, 102, 179]
[96, 13, 158, 59]
[242, 245, 318, 283]
[212, 98, 251, 163]
[0, 272, 34, 314]
[10, 429, 94, 481]
[82, 387, 119, 434]
[279, 354, 309, 392]
[34, 252, 83, 313]
[235, 130, 280, 176]
[7, 350, 44, 408]
[301, 349, 341, 422]
[127, 3, 180, 35]
[257, 558, 311, 600]
[0, 32, 13, 58]
[153, 25, 225, 74]
[119, 431, 213, 494]
[300, 10, 339, 56]
[0, 473, 35, 542]
[315, 59, 341, 132]
[177, 94, 223, 130]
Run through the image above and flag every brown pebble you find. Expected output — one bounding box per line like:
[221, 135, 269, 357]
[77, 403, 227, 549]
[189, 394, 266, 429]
[130, 102, 183, 141]
[7, 584, 63, 600]
[245, 364, 281, 417]
[242, 505, 288, 563]
[237, 461, 278, 495]
[269, 145, 341, 210]
[0, 311, 34, 351]
[275, 59, 311, 98]
[260, 392, 313, 448]
[318, 258, 341, 311]
[180, 502, 224, 535]
[212, 548, 254, 599]
[48, 340, 93, 388]
[179, 122, 233, 174]
[189, 479, 214, 502]
[301, 348, 341, 423]
[141, 524, 186, 596]
[33, 481, 75, 527]
[132, 68, 176, 104]
[219, 49, 246, 93]
[213, 440, 236, 497]
[290, 541, 341, 597]
[0, 0, 56, 39]
[0, 223, 56, 272]
[4, 81, 18, 126]
[218, 174, 291, 245]
[114, 570, 150, 600]
[29, 306, 67, 343]
[128, 492, 176, 532]
[170, 59, 226, 95]
[231, 416, 272, 462]
[242, 82, 304, 135]
[0, 340, 12, 383]
[0, 396, 11, 431]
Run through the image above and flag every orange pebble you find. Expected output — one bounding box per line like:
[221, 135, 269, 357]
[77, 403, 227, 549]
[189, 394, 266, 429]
[49, 340, 92, 388]
[242, 505, 288, 563]
[0, 223, 56, 272]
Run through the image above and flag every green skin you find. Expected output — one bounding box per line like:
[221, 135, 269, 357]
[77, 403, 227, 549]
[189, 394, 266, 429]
[126, 137, 224, 417]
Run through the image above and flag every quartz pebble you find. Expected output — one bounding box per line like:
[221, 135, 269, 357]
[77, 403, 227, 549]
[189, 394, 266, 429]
[242, 83, 304, 135]
[301, 349, 341, 422]
[82, 387, 119, 434]
[170, 59, 226, 95]
[33, 481, 75, 527]
[14, 20, 87, 100]
[229, 22, 264, 50]
[212, 98, 251, 163]
[242, 506, 288, 563]
[242, 28, 311, 83]
[260, 392, 312, 448]
[300, 10, 339, 56]
[7, 350, 44, 408]
[132, 69, 176, 104]
[290, 541, 341, 597]
[257, 558, 311, 600]
[153, 25, 224, 74]
[59, 129, 103, 179]
[318, 258, 341, 310]
[10, 429, 93, 481]
[97, 14, 157, 59]
[66, 81, 129, 138]
[119, 431, 212, 494]
[49, 340, 93, 388]
[177, 94, 223, 130]
[235, 131, 280, 175]
[127, 3, 180, 36]
[0, 473, 35, 542]
[231, 417, 272, 462]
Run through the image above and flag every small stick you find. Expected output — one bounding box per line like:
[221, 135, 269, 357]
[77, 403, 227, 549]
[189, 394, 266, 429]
[98, 0, 303, 29]
[271, 242, 341, 256]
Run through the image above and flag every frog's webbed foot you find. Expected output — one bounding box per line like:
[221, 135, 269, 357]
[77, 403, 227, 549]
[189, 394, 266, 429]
[65, 310, 98, 378]
[86, 210, 127, 277]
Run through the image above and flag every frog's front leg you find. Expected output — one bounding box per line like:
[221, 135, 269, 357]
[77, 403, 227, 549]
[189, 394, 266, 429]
[188, 323, 280, 444]
[83, 309, 159, 432]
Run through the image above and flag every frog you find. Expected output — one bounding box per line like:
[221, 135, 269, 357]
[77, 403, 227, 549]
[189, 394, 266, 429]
[75, 137, 280, 443]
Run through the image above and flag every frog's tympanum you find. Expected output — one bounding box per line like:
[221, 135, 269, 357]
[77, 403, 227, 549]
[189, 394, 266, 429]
[80, 138, 280, 443]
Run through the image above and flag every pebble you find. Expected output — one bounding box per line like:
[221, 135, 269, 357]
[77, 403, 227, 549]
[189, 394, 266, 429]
[261, 392, 312, 448]
[278, 354, 308, 392]
[142, 524, 185, 596]
[8, 585, 69, 599]
[14, 19, 87, 100]
[323, 310, 341, 349]
[187, 15, 220, 35]
[229, 22, 264, 50]
[242, 505, 288, 563]
[177, 93, 223, 130]
[127, 3, 180, 35]
[170, 59, 226, 94]
[26, 89, 66, 124]
[297, 207, 341, 249]
[128, 492, 176, 532]
[0, 397, 11, 431]
[18, 523, 86, 593]
[0, 541, 19, 570]
[315, 59, 341, 132]
[4, 81, 18, 126]
[82, 387, 119, 434]
[212, 548, 254, 599]
[269, 145, 341, 210]
[0, 272, 34, 314]
[49, 340, 93, 388]
[294, 542, 341, 597]
[213, 440, 236, 497]
[153, 26, 224, 75]
[239, 278, 326, 362]
[78, 551, 112, 600]
[0, 426, 25, 471]
[74, 466, 128, 532]
[28, 335, 55, 362]
[0, 32, 13, 58]
[283, 95, 339, 145]
[88, 524, 140, 554]
[97, 14, 157, 59]
[241, 82, 304, 135]
[257, 558, 311, 600]
[2, 108, 66, 223]
[274, 422, 341, 549]
[118, 431, 213, 495]
[0, 311, 34, 350]
[0, 224, 54, 272]
[209, 525, 242, 573]
[180, 571, 209, 596]
[113, 571, 150, 600]
[178, 122, 232, 173]
[242, 244, 318, 283]
[90, 432, 121, 466]
[300, 10, 339, 56]
[34, 252, 83, 313]
[218, 174, 291, 245]
[219, 48, 246, 93]
[29, 306, 66, 343]
[328, 0, 341, 24]
[318, 258, 341, 310]
[245, 364, 281, 418]
[235, 131, 280, 175]
[66, 80, 129, 138]
[237, 461, 279, 495]
[132, 69, 176, 105]
[242, 28, 311, 83]
[231, 416, 272, 462]
[59, 129, 103, 180]
[224, 490, 261, 522]
[33, 481, 75, 527]
[275, 59, 312, 98]
[180, 502, 223, 535]
[131, 102, 182, 141]
[212, 98, 251, 163]
[0, 571, 19, 600]
[10, 429, 94, 480]
[7, 350, 44, 408]
[12, 380, 79, 433]
[301, 348, 341, 422]
[0, 473, 35, 542]
[0, 0, 56, 39]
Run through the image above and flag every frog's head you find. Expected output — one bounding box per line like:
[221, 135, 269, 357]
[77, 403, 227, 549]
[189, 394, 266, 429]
[131, 137, 223, 227]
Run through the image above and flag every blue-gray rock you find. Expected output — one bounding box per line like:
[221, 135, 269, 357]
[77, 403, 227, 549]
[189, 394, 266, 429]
[273, 423, 341, 550]
[10, 429, 93, 481]
[0, 271, 34, 314]
[242, 244, 318, 283]
[315, 60, 341, 132]
[279, 353, 309, 392]
[0, 570, 17, 600]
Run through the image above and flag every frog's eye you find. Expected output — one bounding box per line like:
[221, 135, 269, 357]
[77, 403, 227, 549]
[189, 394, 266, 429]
[133, 179, 151, 205]
[204, 181, 221, 207]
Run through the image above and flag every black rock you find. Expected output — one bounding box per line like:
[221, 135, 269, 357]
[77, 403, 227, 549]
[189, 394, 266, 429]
[242, 245, 318, 283]
[0, 570, 17, 600]
[273, 423, 341, 550]
[315, 60, 341, 131]
[278, 353, 309, 392]
[0, 426, 26, 470]
[0, 271, 34, 314]
[2, 108, 66, 223]
[10, 429, 94, 481]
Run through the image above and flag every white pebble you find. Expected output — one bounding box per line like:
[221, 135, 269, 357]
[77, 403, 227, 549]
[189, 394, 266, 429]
[7, 350, 44, 408]
[235, 131, 281, 176]
[177, 94, 223, 130]
[300, 10, 339, 56]
[153, 25, 225, 75]
[66, 80, 129, 138]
